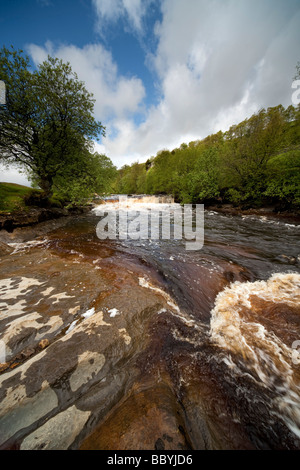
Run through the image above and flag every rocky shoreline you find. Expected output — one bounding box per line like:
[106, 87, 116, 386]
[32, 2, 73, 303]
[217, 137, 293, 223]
[0, 205, 92, 233]
[0, 224, 189, 450]
[205, 203, 300, 224]
[1, 202, 299, 236]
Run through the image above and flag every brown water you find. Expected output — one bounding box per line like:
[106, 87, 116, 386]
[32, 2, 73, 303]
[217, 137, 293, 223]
[0, 198, 300, 450]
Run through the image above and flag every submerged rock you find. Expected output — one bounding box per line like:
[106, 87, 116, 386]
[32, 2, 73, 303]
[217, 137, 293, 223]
[0, 241, 13, 256]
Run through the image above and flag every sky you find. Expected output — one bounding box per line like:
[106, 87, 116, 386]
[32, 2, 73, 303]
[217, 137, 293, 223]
[1, 0, 300, 186]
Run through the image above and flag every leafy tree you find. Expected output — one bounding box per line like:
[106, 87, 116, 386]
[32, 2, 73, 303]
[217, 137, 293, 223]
[116, 162, 143, 194]
[294, 61, 300, 80]
[53, 151, 117, 205]
[189, 147, 221, 202]
[112, 101, 299, 210]
[222, 106, 288, 203]
[264, 149, 300, 207]
[0, 46, 105, 196]
[149, 150, 174, 194]
[91, 153, 118, 194]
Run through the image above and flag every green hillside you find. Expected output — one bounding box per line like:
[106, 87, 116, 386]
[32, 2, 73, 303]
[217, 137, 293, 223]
[0, 182, 33, 212]
[113, 104, 300, 211]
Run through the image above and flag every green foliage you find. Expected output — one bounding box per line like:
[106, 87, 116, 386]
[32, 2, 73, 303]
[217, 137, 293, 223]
[0, 46, 105, 197]
[188, 147, 221, 202]
[52, 151, 117, 206]
[0, 182, 69, 212]
[115, 162, 147, 194]
[0, 182, 33, 212]
[114, 104, 300, 210]
[264, 150, 300, 206]
[22, 188, 49, 208]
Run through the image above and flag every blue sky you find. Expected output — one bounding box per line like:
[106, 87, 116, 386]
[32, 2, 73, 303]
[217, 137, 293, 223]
[1, 0, 300, 185]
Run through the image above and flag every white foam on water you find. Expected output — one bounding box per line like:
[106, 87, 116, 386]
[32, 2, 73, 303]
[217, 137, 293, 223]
[209, 272, 300, 437]
[82, 307, 95, 319]
[64, 307, 97, 335]
[108, 308, 120, 318]
[138, 276, 196, 328]
[8, 239, 49, 254]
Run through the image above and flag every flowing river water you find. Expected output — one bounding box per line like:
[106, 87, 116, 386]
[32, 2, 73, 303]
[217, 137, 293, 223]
[0, 196, 299, 450]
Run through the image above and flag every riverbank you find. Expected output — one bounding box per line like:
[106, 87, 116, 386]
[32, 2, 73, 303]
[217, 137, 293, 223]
[205, 203, 300, 224]
[1, 199, 299, 239]
[0, 182, 94, 233]
[0, 205, 92, 233]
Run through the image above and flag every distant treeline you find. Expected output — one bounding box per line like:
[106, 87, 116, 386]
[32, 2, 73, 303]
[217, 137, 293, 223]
[113, 104, 300, 210]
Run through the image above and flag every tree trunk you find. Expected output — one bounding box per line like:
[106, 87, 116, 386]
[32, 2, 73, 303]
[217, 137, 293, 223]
[39, 176, 53, 198]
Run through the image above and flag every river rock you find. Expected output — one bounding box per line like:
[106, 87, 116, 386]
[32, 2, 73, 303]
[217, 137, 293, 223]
[0, 232, 171, 449]
[0, 241, 13, 256]
[0, 206, 91, 233]
[80, 380, 190, 450]
[20, 405, 91, 450]
[1, 207, 300, 451]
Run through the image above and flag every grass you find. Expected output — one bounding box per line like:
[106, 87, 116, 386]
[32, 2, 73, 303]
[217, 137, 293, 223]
[0, 182, 34, 213]
[0, 182, 68, 213]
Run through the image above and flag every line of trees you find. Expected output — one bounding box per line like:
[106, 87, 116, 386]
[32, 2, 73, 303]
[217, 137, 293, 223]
[114, 103, 300, 210]
[1, 46, 299, 211]
[0, 46, 117, 205]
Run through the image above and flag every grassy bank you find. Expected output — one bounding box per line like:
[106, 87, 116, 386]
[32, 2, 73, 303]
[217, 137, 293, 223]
[0, 182, 92, 232]
[0, 182, 34, 213]
[0, 182, 69, 214]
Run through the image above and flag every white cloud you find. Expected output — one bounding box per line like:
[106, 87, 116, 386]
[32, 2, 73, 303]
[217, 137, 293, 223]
[0, 164, 31, 186]
[106, 0, 300, 166]
[27, 41, 146, 122]
[146, 0, 300, 130]
[26, 40, 148, 169]
[25, 0, 300, 171]
[92, 0, 151, 34]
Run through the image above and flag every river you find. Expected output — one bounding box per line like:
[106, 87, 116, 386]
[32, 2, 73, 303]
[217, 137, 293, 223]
[0, 196, 299, 450]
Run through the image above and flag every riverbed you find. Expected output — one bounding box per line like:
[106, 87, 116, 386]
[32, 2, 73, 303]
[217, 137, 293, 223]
[0, 197, 299, 450]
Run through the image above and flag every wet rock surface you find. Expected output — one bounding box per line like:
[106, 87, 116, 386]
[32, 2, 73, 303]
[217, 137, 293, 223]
[0, 215, 190, 450]
[0, 206, 90, 233]
[0, 207, 300, 450]
[0, 242, 13, 256]
[80, 380, 191, 450]
[0, 208, 67, 232]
